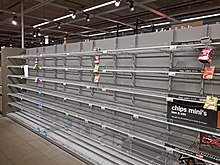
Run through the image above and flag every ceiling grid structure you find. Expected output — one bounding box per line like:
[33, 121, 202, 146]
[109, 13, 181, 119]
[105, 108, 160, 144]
[0, 0, 219, 47]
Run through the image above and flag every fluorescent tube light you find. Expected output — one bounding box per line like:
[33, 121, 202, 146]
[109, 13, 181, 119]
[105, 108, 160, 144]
[88, 32, 106, 37]
[181, 13, 220, 22]
[83, 1, 115, 12]
[141, 25, 152, 29]
[154, 22, 170, 26]
[111, 28, 133, 33]
[53, 13, 73, 22]
[33, 21, 49, 28]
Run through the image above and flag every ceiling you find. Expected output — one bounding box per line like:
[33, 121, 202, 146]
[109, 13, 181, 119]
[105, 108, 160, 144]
[0, 0, 220, 48]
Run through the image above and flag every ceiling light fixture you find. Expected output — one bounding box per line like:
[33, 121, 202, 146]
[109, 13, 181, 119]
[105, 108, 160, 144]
[127, 0, 135, 12]
[181, 13, 220, 22]
[33, 21, 49, 28]
[55, 22, 62, 29]
[115, 0, 121, 7]
[11, 16, 18, 25]
[33, 31, 37, 38]
[38, 31, 41, 36]
[84, 13, 91, 22]
[88, 32, 106, 37]
[69, 9, 77, 19]
[83, 1, 115, 12]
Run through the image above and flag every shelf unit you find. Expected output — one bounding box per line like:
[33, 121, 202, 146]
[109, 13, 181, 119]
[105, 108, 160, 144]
[4, 26, 220, 165]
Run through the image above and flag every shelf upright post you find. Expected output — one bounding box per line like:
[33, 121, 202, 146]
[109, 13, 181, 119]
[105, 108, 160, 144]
[54, 45, 58, 90]
[91, 55, 94, 96]
[168, 51, 174, 92]
[79, 41, 83, 95]
[41, 47, 45, 88]
[62, 53, 66, 92]
[113, 54, 117, 101]
[131, 53, 137, 105]
[78, 56, 82, 94]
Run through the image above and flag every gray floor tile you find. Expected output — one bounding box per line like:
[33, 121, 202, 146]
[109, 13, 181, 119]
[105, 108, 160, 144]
[3, 141, 36, 160]
[39, 144, 63, 159]
[36, 159, 59, 165]
[0, 151, 9, 163]
[1, 160, 14, 165]
[12, 150, 48, 165]
[28, 138, 50, 150]
[52, 154, 86, 165]
[0, 115, 87, 165]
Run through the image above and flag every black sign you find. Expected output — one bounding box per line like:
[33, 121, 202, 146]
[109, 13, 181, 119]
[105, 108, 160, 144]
[167, 100, 219, 129]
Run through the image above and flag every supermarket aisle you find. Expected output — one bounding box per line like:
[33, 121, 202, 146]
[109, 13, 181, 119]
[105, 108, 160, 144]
[0, 115, 86, 165]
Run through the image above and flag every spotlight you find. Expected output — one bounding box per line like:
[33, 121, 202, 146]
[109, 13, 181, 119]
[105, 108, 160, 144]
[127, 0, 135, 11]
[130, 3, 134, 11]
[69, 9, 76, 19]
[115, 0, 121, 7]
[38, 31, 41, 36]
[12, 16, 18, 25]
[84, 13, 91, 22]
[86, 15, 90, 22]
[57, 23, 61, 29]
[33, 32, 37, 38]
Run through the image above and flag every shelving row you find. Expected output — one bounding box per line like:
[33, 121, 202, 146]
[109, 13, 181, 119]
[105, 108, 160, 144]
[4, 35, 220, 165]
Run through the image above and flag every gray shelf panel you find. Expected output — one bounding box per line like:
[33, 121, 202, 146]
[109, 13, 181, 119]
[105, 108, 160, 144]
[13, 101, 171, 165]
[9, 104, 161, 165]
[9, 92, 166, 138]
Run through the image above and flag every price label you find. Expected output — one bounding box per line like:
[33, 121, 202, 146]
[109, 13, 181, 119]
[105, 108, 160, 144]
[166, 148, 173, 154]
[169, 46, 177, 50]
[102, 70, 107, 73]
[89, 103, 93, 108]
[101, 106, 106, 110]
[65, 68, 68, 71]
[168, 72, 176, 77]
[166, 97, 174, 102]
[103, 50, 108, 54]
[133, 114, 139, 119]
[102, 88, 107, 92]
[86, 86, 91, 89]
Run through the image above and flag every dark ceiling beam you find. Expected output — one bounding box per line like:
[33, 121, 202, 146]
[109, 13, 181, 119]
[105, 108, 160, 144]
[133, 0, 179, 22]
[30, 0, 156, 36]
[0, 0, 55, 26]
[33, 0, 142, 29]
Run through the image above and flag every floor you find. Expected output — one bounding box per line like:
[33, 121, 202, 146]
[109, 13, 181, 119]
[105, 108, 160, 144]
[0, 115, 87, 165]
